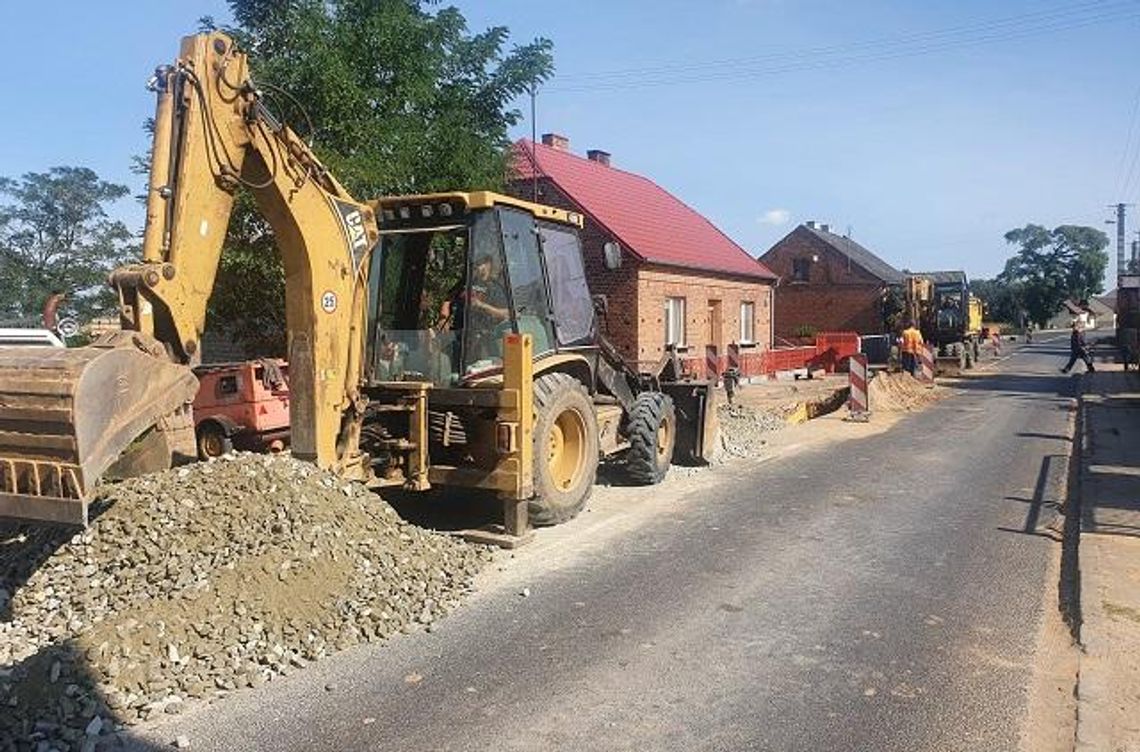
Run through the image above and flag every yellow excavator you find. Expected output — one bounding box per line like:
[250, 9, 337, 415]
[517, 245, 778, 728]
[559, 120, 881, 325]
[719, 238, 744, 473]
[0, 33, 716, 539]
[904, 271, 984, 374]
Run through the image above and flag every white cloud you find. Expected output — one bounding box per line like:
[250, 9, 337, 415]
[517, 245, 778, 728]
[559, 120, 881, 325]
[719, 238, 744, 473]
[758, 208, 791, 226]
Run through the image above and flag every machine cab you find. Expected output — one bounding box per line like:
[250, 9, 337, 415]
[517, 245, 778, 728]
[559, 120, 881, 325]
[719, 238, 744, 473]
[366, 192, 596, 387]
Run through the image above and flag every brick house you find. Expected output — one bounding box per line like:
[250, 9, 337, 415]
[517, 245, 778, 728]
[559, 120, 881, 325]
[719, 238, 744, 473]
[759, 222, 904, 340]
[509, 134, 776, 375]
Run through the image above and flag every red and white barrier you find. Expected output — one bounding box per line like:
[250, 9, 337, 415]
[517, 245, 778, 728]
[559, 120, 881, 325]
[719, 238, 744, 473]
[705, 344, 720, 383]
[727, 343, 741, 374]
[848, 354, 869, 419]
[919, 345, 935, 384]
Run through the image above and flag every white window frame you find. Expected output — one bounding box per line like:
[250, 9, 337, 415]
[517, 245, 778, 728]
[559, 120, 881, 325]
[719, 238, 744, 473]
[665, 296, 686, 349]
[740, 301, 755, 344]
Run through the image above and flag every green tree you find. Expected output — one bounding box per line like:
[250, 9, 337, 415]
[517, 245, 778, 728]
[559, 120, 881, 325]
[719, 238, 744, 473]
[998, 223, 1109, 327]
[969, 277, 1023, 325]
[195, 0, 554, 354]
[0, 167, 133, 323]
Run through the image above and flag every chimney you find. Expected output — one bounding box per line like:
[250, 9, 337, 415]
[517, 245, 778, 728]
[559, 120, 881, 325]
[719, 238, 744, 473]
[820, 223, 830, 233]
[805, 221, 817, 229]
[541, 133, 569, 151]
[587, 149, 611, 166]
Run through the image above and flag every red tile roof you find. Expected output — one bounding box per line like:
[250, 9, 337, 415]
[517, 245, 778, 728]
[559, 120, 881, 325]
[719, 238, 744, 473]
[512, 140, 776, 281]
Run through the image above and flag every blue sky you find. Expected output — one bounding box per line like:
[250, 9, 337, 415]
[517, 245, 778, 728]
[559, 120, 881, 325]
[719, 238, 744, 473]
[2, 1, 1138, 281]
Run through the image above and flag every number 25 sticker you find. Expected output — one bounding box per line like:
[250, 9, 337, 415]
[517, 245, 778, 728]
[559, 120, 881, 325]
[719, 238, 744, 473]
[321, 290, 338, 313]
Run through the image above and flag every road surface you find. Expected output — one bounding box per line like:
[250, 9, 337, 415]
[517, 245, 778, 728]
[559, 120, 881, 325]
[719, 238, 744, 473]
[131, 336, 1080, 751]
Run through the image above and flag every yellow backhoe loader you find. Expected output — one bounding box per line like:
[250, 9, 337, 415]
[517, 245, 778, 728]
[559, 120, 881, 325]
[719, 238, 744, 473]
[0, 33, 716, 540]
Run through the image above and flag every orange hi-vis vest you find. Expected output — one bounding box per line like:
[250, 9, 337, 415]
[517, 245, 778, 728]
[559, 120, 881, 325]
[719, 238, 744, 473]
[901, 327, 924, 355]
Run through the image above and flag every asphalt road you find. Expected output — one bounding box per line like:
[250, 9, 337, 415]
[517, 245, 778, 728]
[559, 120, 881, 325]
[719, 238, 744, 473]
[130, 336, 1080, 752]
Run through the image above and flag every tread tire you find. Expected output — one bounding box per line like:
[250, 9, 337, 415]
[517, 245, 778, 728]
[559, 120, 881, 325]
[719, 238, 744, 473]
[528, 372, 599, 527]
[196, 421, 234, 460]
[625, 392, 677, 485]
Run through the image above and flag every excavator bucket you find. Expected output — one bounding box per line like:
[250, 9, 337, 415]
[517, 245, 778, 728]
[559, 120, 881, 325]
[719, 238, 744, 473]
[662, 381, 720, 465]
[0, 332, 198, 526]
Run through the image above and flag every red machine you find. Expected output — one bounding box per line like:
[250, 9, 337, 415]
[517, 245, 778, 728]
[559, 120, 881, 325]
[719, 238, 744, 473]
[191, 360, 290, 458]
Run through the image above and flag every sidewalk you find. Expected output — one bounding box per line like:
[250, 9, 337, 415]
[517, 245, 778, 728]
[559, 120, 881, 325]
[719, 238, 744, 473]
[1075, 364, 1140, 750]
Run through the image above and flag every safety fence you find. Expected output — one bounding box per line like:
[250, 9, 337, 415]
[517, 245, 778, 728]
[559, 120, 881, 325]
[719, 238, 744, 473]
[669, 331, 870, 381]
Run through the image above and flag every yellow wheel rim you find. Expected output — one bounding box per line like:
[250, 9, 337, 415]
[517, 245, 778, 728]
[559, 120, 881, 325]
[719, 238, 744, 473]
[656, 414, 672, 461]
[201, 432, 224, 457]
[547, 408, 587, 490]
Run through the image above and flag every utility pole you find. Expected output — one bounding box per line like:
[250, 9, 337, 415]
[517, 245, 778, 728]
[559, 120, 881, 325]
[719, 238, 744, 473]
[530, 84, 538, 202]
[1107, 203, 1134, 281]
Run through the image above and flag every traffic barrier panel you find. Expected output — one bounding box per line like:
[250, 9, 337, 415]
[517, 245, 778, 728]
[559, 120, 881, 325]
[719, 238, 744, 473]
[848, 353, 869, 419]
[919, 345, 935, 383]
[705, 344, 720, 383]
[727, 343, 741, 373]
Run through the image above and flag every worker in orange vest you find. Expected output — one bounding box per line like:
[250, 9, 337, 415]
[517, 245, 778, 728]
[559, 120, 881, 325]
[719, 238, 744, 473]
[900, 319, 924, 377]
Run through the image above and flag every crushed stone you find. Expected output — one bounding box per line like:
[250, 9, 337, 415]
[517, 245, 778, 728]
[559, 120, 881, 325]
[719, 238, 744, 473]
[0, 453, 492, 748]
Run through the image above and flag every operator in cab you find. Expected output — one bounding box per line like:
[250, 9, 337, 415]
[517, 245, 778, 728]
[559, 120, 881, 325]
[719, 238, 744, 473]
[438, 251, 510, 370]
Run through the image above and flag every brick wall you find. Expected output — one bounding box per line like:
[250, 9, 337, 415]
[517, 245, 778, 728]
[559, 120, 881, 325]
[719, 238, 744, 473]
[761, 228, 890, 339]
[636, 265, 773, 373]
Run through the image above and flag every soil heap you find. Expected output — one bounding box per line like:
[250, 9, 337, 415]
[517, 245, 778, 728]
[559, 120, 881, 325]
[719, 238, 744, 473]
[0, 454, 492, 749]
[868, 371, 941, 412]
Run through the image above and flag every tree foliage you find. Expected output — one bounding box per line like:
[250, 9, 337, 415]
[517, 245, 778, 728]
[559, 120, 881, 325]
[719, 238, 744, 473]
[198, 0, 554, 354]
[997, 223, 1109, 327]
[0, 167, 133, 323]
[969, 277, 1023, 325]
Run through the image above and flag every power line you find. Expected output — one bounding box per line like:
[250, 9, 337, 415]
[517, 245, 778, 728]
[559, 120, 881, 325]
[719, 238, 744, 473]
[557, 0, 1126, 83]
[547, 1, 1140, 93]
[1115, 81, 1140, 199]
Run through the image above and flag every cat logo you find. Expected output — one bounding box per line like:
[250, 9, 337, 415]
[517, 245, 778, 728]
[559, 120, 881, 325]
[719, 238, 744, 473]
[343, 210, 367, 252]
[334, 199, 372, 270]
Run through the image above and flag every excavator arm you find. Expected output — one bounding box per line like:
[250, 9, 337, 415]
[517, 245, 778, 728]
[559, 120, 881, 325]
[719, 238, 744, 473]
[0, 33, 378, 524]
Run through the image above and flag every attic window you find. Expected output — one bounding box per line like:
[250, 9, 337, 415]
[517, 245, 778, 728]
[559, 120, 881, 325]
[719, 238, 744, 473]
[792, 257, 811, 282]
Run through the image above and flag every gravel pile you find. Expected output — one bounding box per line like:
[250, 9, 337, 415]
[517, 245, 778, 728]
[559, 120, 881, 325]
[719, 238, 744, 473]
[0, 454, 492, 749]
[711, 402, 786, 462]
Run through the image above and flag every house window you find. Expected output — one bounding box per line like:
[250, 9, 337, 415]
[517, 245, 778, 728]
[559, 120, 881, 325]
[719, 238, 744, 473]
[792, 257, 811, 282]
[740, 301, 755, 344]
[664, 297, 686, 348]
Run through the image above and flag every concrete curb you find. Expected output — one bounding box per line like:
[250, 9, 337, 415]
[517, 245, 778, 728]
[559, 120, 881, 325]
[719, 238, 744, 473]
[1072, 372, 1109, 752]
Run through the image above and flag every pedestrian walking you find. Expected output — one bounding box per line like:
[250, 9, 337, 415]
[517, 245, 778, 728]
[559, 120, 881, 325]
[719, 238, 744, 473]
[899, 319, 924, 377]
[1060, 321, 1095, 373]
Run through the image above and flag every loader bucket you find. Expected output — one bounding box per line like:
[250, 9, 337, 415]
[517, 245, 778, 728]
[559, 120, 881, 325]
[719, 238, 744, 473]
[0, 333, 198, 526]
[661, 380, 719, 465]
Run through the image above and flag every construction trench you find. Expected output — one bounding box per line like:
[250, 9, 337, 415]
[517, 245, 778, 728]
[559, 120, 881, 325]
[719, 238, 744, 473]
[0, 371, 939, 749]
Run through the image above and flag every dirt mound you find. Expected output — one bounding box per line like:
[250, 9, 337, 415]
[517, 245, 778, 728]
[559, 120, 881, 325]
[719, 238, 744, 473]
[868, 371, 941, 412]
[0, 454, 492, 746]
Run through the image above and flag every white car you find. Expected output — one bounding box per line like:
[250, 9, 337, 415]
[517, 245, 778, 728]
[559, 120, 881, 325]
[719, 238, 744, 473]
[0, 328, 65, 348]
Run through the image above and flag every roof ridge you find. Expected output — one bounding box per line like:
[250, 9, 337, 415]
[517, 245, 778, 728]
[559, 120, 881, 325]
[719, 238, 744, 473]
[800, 225, 902, 282]
[513, 141, 648, 264]
[517, 137, 775, 279]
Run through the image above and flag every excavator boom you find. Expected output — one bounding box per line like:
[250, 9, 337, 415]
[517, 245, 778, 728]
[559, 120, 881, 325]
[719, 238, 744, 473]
[0, 33, 377, 525]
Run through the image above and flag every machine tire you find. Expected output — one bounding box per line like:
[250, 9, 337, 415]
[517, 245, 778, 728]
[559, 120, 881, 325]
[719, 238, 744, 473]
[528, 372, 599, 526]
[196, 421, 234, 460]
[625, 392, 677, 485]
